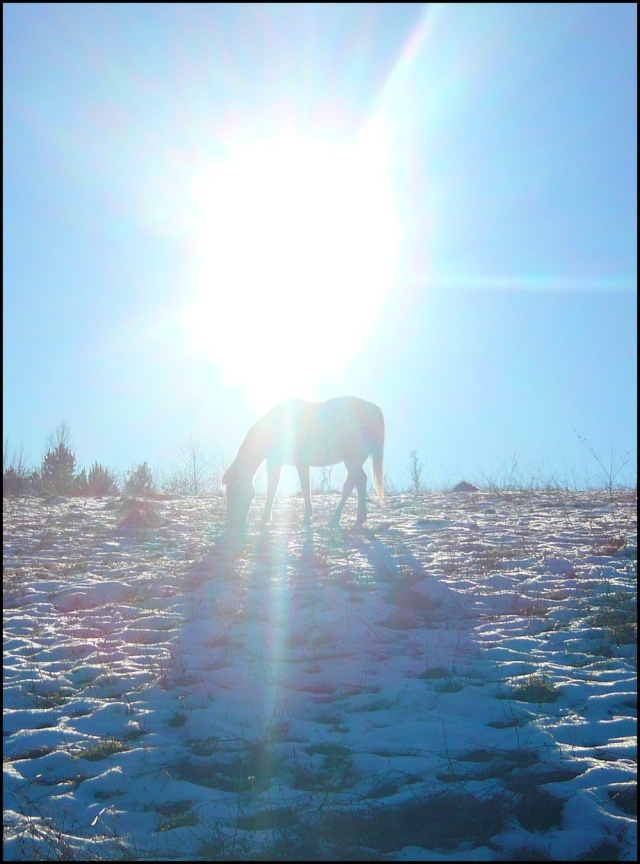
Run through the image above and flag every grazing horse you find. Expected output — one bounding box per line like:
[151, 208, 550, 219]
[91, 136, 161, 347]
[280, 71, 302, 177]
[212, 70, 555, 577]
[222, 396, 384, 528]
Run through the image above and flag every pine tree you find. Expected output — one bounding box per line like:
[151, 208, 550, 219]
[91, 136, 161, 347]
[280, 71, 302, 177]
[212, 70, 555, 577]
[87, 462, 120, 496]
[124, 462, 155, 497]
[75, 468, 88, 495]
[41, 442, 77, 495]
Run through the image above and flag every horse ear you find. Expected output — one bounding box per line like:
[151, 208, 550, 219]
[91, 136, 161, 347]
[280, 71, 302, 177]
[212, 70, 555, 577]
[222, 465, 232, 486]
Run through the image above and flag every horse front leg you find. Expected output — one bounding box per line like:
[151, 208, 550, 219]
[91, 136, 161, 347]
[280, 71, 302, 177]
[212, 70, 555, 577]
[297, 465, 313, 525]
[261, 464, 282, 526]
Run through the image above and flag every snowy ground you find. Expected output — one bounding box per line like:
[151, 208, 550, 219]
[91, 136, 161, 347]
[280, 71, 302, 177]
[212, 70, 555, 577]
[3, 490, 637, 861]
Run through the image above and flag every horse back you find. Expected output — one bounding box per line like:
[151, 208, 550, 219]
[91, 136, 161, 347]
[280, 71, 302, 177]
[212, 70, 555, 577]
[263, 396, 383, 467]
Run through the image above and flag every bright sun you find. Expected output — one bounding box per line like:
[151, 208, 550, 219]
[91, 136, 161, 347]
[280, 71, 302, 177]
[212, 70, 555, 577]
[176, 129, 400, 409]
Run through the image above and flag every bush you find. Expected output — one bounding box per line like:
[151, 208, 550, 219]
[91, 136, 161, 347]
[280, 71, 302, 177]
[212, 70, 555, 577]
[161, 467, 191, 495]
[408, 450, 425, 494]
[3, 466, 29, 496]
[3, 442, 38, 496]
[161, 434, 221, 496]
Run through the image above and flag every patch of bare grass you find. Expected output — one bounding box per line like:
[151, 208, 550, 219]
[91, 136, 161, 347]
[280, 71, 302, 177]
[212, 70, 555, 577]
[506, 674, 561, 704]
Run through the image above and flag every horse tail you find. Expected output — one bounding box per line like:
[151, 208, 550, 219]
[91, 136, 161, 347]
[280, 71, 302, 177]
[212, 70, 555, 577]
[370, 406, 385, 501]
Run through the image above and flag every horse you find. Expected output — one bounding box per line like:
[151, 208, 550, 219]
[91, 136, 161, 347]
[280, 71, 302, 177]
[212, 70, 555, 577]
[222, 396, 384, 528]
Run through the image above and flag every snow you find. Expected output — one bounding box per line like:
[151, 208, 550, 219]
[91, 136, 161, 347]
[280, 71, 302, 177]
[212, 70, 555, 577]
[3, 490, 636, 860]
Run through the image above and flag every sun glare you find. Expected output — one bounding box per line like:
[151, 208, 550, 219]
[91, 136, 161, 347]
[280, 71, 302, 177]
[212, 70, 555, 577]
[178, 130, 400, 408]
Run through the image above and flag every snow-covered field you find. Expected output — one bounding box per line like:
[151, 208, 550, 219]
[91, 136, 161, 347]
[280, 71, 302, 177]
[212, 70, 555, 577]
[3, 490, 637, 861]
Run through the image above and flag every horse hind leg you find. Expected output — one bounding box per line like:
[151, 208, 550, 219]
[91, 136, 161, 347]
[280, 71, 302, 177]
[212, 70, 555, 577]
[329, 473, 355, 527]
[297, 465, 312, 525]
[330, 465, 367, 527]
[353, 465, 368, 526]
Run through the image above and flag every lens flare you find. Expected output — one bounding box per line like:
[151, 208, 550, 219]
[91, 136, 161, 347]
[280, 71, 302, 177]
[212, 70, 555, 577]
[176, 130, 400, 408]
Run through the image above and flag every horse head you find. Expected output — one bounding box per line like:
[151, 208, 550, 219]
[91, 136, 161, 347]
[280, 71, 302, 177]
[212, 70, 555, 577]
[222, 462, 255, 527]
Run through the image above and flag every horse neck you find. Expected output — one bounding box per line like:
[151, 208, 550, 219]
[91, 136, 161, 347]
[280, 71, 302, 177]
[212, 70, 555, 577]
[235, 420, 269, 479]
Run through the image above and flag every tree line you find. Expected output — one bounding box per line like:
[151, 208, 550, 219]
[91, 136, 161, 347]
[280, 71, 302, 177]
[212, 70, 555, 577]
[3, 422, 222, 499]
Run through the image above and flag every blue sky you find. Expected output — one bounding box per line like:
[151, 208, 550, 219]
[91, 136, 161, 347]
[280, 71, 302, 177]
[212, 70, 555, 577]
[4, 3, 637, 490]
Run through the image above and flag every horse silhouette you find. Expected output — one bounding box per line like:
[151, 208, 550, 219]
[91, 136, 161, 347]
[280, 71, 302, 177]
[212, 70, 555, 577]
[222, 396, 384, 528]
